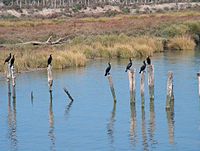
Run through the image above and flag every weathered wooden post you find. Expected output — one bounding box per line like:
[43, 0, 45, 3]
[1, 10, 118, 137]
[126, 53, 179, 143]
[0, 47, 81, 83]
[63, 87, 74, 102]
[166, 71, 174, 109]
[140, 71, 145, 107]
[47, 65, 53, 93]
[7, 61, 11, 94]
[107, 75, 117, 103]
[128, 69, 136, 104]
[147, 65, 154, 99]
[11, 65, 16, 98]
[197, 72, 200, 96]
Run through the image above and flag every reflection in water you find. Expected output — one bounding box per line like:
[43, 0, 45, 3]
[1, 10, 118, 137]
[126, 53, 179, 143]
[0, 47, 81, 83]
[130, 103, 137, 148]
[142, 107, 149, 151]
[149, 99, 157, 147]
[64, 100, 74, 120]
[31, 91, 34, 106]
[7, 93, 18, 151]
[49, 93, 56, 151]
[107, 103, 116, 150]
[166, 100, 175, 144]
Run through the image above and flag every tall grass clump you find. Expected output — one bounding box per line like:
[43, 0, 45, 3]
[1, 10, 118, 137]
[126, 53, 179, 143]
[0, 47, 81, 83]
[168, 35, 195, 50]
[0, 50, 86, 73]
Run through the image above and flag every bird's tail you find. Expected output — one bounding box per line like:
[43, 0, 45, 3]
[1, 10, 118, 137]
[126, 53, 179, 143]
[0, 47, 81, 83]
[139, 70, 141, 74]
[125, 69, 127, 72]
[104, 73, 107, 76]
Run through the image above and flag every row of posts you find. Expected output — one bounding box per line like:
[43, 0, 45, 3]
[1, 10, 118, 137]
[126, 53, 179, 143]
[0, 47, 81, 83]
[107, 64, 174, 110]
[7, 60, 175, 110]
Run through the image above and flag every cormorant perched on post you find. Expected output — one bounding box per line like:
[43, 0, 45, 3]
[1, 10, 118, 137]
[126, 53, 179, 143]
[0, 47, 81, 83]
[10, 55, 15, 68]
[47, 54, 52, 67]
[104, 62, 111, 76]
[125, 58, 132, 72]
[139, 61, 146, 74]
[4, 53, 11, 64]
[146, 56, 151, 65]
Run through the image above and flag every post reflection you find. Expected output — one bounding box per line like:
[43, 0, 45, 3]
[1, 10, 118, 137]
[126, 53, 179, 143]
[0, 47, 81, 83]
[64, 100, 74, 120]
[130, 103, 137, 148]
[107, 103, 116, 149]
[166, 100, 175, 144]
[49, 93, 56, 151]
[7, 93, 18, 151]
[149, 98, 156, 147]
[142, 107, 149, 151]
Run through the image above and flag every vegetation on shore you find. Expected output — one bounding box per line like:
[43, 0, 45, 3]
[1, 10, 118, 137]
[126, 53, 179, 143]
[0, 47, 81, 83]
[0, 10, 199, 72]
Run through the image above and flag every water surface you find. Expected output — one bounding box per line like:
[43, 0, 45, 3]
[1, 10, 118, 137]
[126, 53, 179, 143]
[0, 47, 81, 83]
[0, 50, 200, 151]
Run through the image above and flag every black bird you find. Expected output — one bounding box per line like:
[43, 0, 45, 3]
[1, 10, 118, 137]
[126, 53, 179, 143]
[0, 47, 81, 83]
[125, 58, 132, 72]
[47, 54, 52, 67]
[105, 62, 111, 76]
[10, 55, 15, 68]
[4, 53, 11, 64]
[146, 56, 151, 65]
[139, 61, 146, 74]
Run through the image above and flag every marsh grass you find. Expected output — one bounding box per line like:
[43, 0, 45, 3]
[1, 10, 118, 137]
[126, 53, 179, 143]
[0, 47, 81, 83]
[0, 49, 86, 72]
[69, 34, 163, 58]
[168, 35, 195, 50]
[1, 10, 199, 72]
[1, 33, 195, 72]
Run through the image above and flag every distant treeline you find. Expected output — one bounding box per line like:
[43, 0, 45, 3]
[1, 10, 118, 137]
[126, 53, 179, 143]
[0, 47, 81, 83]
[0, 0, 198, 8]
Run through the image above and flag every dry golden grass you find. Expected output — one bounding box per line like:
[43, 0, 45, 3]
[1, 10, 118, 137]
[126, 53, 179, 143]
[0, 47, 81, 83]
[70, 35, 163, 59]
[168, 35, 195, 50]
[0, 49, 86, 72]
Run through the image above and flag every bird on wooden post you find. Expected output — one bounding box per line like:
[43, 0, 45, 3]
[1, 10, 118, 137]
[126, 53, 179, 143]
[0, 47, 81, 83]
[146, 56, 151, 65]
[10, 55, 15, 68]
[4, 53, 12, 64]
[47, 54, 53, 67]
[139, 61, 146, 74]
[105, 62, 111, 76]
[125, 58, 132, 72]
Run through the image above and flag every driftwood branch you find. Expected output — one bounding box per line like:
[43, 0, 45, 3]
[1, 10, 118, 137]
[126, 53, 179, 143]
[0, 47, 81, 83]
[18, 34, 76, 46]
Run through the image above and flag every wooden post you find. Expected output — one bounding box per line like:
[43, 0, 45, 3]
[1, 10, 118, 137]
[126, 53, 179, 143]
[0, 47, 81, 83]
[197, 72, 200, 96]
[7, 61, 11, 95]
[11, 66, 16, 98]
[140, 71, 145, 107]
[148, 65, 154, 99]
[47, 65, 53, 92]
[63, 87, 74, 102]
[107, 75, 117, 103]
[166, 71, 174, 109]
[7, 61, 11, 80]
[128, 69, 136, 104]
[147, 65, 154, 87]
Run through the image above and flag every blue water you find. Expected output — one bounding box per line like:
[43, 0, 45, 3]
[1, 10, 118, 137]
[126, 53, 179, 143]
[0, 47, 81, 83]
[0, 50, 200, 151]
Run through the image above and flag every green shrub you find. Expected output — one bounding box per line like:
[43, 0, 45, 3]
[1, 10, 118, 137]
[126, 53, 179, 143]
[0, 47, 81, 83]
[161, 24, 189, 37]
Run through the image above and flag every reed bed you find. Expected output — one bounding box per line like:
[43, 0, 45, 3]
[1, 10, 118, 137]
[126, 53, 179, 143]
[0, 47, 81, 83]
[0, 50, 86, 73]
[168, 35, 196, 50]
